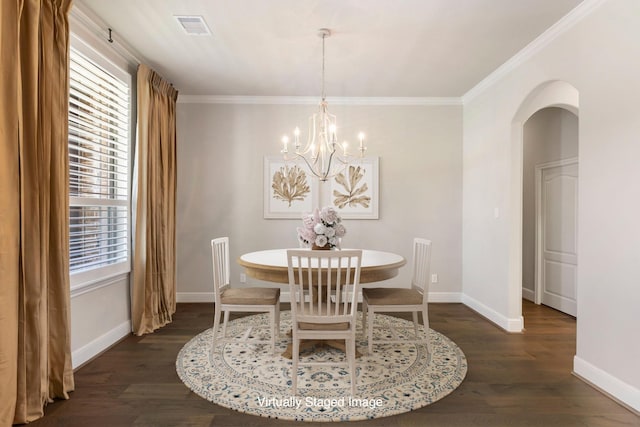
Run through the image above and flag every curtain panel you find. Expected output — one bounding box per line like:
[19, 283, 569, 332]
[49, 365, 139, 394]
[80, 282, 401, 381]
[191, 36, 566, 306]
[132, 64, 179, 335]
[0, 0, 75, 425]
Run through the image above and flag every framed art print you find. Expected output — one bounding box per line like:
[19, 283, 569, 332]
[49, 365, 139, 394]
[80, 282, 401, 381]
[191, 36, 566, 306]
[264, 156, 318, 218]
[327, 157, 379, 219]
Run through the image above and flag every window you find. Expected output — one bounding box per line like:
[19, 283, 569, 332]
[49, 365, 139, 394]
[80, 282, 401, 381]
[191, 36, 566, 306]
[68, 46, 131, 287]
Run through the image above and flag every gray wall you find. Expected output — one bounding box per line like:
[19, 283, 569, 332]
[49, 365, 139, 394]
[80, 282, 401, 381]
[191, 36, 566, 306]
[522, 107, 578, 296]
[176, 102, 463, 300]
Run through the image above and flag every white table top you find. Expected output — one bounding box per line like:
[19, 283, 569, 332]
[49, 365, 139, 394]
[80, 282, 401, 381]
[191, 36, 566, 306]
[239, 248, 405, 268]
[238, 248, 406, 284]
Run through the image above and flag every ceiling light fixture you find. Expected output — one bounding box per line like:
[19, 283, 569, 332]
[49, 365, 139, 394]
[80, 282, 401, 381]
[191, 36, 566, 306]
[280, 28, 366, 182]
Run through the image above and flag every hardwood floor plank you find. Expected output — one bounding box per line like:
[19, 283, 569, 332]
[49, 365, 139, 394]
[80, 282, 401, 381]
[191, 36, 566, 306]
[26, 301, 638, 426]
[133, 414, 215, 427]
[119, 384, 193, 400]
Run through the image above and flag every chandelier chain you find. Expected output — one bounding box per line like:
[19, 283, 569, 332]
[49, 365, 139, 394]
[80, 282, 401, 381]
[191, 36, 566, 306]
[321, 32, 326, 101]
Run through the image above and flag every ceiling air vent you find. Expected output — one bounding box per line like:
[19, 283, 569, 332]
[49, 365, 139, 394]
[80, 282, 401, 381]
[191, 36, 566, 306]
[174, 15, 211, 36]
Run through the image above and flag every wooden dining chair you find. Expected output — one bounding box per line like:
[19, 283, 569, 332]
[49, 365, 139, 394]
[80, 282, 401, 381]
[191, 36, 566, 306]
[286, 249, 362, 396]
[211, 237, 280, 354]
[362, 238, 432, 355]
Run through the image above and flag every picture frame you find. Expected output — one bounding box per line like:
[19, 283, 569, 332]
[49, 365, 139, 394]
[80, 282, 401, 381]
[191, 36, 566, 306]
[325, 157, 379, 219]
[263, 156, 318, 219]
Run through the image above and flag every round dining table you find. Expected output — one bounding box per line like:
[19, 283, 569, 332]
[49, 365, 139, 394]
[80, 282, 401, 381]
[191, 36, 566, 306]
[237, 248, 406, 285]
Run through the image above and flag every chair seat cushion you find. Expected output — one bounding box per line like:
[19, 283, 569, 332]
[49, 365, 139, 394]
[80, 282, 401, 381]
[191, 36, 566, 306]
[299, 321, 349, 330]
[363, 287, 423, 305]
[220, 287, 280, 305]
[294, 302, 352, 330]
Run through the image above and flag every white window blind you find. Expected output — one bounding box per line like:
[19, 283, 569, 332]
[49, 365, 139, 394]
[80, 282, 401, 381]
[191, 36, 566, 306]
[69, 47, 131, 280]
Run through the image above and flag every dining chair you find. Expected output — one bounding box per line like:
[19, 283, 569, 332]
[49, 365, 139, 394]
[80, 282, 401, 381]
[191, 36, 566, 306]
[286, 249, 363, 396]
[362, 238, 432, 355]
[211, 237, 280, 354]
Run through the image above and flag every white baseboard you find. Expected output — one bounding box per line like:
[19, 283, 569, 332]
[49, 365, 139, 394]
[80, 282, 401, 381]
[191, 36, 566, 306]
[429, 292, 463, 303]
[177, 292, 214, 303]
[72, 320, 131, 369]
[522, 287, 535, 302]
[573, 356, 640, 413]
[461, 294, 524, 332]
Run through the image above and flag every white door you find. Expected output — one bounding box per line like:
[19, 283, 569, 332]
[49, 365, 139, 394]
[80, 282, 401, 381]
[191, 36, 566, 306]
[536, 160, 578, 316]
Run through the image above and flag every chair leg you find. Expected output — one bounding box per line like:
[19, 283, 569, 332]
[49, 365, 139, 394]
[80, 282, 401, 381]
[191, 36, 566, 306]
[292, 336, 300, 395]
[347, 336, 356, 396]
[412, 311, 419, 338]
[270, 308, 276, 355]
[422, 307, 431, 353]
[367, 307, 374, 355]
[212, 306, 221, 351]
[362, 298, 368, 335]
[222, 310, 230, 338]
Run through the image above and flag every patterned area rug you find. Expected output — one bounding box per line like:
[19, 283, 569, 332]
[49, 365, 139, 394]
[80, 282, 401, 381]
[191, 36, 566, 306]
[176, 311, 467, 422]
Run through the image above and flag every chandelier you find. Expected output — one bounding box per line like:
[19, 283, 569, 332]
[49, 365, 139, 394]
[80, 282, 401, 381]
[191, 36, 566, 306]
[280, 28, 366, 182]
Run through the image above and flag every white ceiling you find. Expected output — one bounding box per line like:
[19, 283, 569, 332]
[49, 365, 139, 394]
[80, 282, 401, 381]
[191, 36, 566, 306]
[75, 0, 583, 97]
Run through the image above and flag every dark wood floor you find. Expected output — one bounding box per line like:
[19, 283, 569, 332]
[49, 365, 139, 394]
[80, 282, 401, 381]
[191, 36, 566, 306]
[28, 301, 638, 426]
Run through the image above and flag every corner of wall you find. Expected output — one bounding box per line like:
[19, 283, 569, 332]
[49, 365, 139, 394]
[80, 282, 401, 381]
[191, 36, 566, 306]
[461, 293, 524, 332]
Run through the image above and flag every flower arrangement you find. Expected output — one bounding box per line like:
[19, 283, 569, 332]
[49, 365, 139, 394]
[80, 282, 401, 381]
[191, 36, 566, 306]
[297, 207, 346, 249]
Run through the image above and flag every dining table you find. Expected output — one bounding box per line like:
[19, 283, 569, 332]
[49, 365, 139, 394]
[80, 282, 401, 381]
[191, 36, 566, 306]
[237, 248, 406, 358]
[238, 248, 406, 285]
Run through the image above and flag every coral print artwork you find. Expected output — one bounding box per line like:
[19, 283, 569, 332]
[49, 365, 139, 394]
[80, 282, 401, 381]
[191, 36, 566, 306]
[264, 157, 317, 218]
[329, 157, 379, 219]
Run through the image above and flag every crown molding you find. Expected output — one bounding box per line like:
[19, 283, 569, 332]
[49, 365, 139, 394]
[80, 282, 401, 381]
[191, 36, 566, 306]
[177, 95, 462, 106]
[462, 0, 609, 104]
[69, 2, 146, 68]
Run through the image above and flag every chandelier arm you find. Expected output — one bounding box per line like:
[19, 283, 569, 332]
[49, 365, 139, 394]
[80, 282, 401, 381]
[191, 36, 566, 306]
[322, 149, 339, 180]
[294, 153, 326, 180]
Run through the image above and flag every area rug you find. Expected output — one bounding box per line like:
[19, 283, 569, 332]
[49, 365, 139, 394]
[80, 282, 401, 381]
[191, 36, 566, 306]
[176, 311, 467, 422]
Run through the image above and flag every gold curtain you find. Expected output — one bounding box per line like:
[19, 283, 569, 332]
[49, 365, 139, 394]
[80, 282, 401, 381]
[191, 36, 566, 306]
[0, 0, 75, 425]
[132, 64, 179, 335]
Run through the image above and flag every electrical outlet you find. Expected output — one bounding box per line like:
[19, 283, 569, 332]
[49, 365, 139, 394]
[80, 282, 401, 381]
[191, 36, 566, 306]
[431, 273, 438, 283]
[240, 273, 246, 283]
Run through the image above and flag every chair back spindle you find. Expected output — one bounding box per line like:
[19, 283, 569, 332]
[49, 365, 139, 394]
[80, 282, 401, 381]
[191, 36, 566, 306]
[411, 238, 432, 303]
[211, 237, 231, 302]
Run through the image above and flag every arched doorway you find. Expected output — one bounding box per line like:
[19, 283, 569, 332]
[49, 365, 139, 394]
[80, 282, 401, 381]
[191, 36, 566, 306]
[522, 107, 578, 316]
[508, 80, 579, 327]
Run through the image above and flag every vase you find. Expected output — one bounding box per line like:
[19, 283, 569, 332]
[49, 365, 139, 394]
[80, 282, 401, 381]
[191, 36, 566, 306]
[312, 243, 331, 250]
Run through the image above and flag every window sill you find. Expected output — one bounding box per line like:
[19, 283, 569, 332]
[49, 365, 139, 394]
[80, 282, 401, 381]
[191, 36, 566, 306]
[71, 270, 130, 298]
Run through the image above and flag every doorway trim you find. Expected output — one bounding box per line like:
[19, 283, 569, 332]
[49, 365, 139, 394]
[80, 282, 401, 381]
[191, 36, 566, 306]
[534, 157, 578, 306]
[509, 80, 579, 331]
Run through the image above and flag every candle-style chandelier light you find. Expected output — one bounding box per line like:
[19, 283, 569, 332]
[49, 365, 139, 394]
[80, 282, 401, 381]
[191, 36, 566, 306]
[280, 28, 367, 182]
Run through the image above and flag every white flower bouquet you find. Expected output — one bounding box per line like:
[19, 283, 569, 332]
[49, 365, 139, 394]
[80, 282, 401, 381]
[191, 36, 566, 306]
[297, 207, 346, 249]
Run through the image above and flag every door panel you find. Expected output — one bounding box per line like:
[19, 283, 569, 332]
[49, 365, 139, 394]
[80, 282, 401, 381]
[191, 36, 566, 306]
[538, 162, 578, 316]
